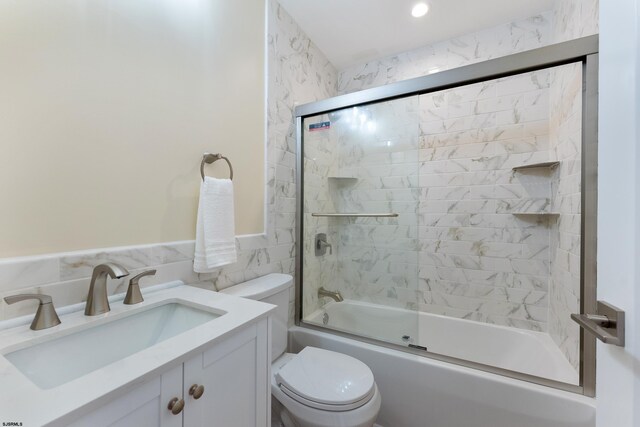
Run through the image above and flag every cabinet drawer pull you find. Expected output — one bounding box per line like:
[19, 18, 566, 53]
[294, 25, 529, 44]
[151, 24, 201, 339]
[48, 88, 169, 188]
[189, 384, 205, 399]
[168, 397, 185, 415]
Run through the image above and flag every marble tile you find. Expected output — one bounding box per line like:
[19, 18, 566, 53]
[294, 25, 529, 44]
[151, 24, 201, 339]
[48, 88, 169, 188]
[319, 1, 592, 352]
[553, 0, 599, 43]
[0, 257, 60, 292]
[547, 61, 583, 372]
[271, 0, 339, 319]
[0, 259, 199, 320]
[338, 12, 553, 94]
[152, 241, 195, 264]
[302, 66, 562, 334]
[59, 246, 158, 281]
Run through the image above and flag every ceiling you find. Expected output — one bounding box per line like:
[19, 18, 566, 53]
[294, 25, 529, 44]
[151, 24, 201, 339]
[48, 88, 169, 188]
[277, 0, 555, 69]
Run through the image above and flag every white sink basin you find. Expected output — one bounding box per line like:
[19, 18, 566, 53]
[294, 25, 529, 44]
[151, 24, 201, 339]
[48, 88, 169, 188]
[4, 302, 221, 389]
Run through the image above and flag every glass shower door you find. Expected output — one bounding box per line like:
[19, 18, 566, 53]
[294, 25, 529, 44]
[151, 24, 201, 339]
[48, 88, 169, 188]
[414, 63, 583, 385]
[299, 62, 585, 387]
[297, 37, 599, 394]
[301, 96, 421, 348]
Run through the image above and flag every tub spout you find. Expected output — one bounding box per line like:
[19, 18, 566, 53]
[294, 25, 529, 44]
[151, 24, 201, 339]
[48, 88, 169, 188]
[318, 287, 344, 302]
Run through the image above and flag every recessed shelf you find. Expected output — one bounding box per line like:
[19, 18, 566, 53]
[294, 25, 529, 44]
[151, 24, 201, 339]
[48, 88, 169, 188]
[512, 161, 560, 171]
[512, 212, 560, 216]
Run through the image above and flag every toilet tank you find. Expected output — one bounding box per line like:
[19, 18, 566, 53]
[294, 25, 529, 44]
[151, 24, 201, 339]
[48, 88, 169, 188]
[220, 273, 293, 361]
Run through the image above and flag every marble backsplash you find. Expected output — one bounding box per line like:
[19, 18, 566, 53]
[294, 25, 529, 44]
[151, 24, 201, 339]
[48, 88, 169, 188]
[0, 237, 294, 322]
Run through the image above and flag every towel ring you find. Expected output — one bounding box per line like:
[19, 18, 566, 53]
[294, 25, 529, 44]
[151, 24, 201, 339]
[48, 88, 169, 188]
[201, 153, 233, 181]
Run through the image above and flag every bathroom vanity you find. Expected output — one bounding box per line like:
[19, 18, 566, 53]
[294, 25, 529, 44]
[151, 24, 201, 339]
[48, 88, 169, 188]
[0, 283, 273, 427]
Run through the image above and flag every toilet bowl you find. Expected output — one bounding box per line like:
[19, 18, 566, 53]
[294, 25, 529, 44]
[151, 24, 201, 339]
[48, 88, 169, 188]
[271, 350, 381, 427]
[221, 274, 381, 427]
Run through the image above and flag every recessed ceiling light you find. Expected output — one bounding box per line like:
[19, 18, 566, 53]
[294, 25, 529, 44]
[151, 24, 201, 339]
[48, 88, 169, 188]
[411, 3, 429, 18]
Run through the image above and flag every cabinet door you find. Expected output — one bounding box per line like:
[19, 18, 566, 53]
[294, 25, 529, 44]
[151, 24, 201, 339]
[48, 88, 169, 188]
[67, 364, 183, 427]
[183, 319, 270, 427]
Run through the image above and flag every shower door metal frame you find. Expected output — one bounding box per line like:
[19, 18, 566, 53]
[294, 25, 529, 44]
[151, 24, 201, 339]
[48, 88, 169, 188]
[294, 35, 599, 397]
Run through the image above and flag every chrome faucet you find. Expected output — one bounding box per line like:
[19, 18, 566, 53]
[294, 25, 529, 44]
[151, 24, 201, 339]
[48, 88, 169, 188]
[318, 287, 344, 302]
[85, 263, 129, 316]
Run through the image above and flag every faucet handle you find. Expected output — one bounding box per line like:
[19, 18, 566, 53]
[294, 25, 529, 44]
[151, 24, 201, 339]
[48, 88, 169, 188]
[315, 233, 332, 256]
[4, 293, 53, 305]
[3, 294, 61, 330]
[129, 269, 157, 286]
[124, 269, 156, 305]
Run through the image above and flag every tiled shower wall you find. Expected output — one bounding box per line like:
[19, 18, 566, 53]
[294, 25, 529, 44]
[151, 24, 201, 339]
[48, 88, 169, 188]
[548, 63, 582, 371]
[302, 0, 597, 373]
[268, 1, 338, 322]
[297, 0, 594, 372]
[416, 70, 553, 331]
[337, 0, 598, 96]
[552, 0, 599, 43]
[337, 12, 553, 95]
[302, 9, 565, 320]
[302, 113, 339, 316]
[305, 71, 556, 333]
[544, 0, 598, 373]
[332, 99, 421, 305]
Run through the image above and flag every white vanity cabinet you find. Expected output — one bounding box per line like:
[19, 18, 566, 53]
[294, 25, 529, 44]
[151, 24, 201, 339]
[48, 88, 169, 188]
[67, 364, 183, 427]
[182, 320, 270, 427]
[67, 319, 270, 427]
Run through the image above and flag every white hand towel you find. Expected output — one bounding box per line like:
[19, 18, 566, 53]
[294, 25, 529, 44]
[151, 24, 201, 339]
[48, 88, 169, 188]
[194, 177, 237, 273]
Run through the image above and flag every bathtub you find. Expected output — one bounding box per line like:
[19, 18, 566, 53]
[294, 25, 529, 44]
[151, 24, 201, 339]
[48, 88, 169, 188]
[295, 300, 595, 427]
[306, 300, 578, 384]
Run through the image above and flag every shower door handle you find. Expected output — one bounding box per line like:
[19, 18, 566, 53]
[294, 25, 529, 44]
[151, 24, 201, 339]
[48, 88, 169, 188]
[571, 301, 625, 347]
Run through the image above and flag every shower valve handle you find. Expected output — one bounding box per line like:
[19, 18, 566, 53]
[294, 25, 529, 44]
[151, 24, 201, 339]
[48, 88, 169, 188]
[315, 233, 332, 256]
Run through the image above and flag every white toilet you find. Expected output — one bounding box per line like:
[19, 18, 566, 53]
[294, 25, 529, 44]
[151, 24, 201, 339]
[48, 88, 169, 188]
[221, 273, 381, 427]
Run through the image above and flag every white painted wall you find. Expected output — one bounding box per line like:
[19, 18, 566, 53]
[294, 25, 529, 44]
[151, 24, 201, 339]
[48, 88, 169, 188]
[596, 0, 640, 425]
[0, 0, 266, 257]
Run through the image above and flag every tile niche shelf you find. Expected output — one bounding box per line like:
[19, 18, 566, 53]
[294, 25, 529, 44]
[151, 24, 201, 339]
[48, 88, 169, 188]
[512, 161, 560, 172]
[512, 212, 560, 216]
[511, 162, 561, 219]
[327, 176, 358, 181]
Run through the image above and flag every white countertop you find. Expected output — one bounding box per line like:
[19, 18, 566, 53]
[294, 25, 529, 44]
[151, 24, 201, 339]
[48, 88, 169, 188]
[0, 282, 275, 426]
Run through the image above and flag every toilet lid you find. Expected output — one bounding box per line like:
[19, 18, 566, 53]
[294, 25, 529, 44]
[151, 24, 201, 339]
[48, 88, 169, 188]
[275, 347, 375, 408]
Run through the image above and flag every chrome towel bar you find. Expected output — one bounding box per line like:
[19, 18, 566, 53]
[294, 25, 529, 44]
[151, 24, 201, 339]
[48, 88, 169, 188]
[201, 153, 233, 181]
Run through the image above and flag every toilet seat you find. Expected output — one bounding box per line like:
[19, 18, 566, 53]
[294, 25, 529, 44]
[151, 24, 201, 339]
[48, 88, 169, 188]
[275, 347, 376, 412]
[279, 383, 376, 412]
